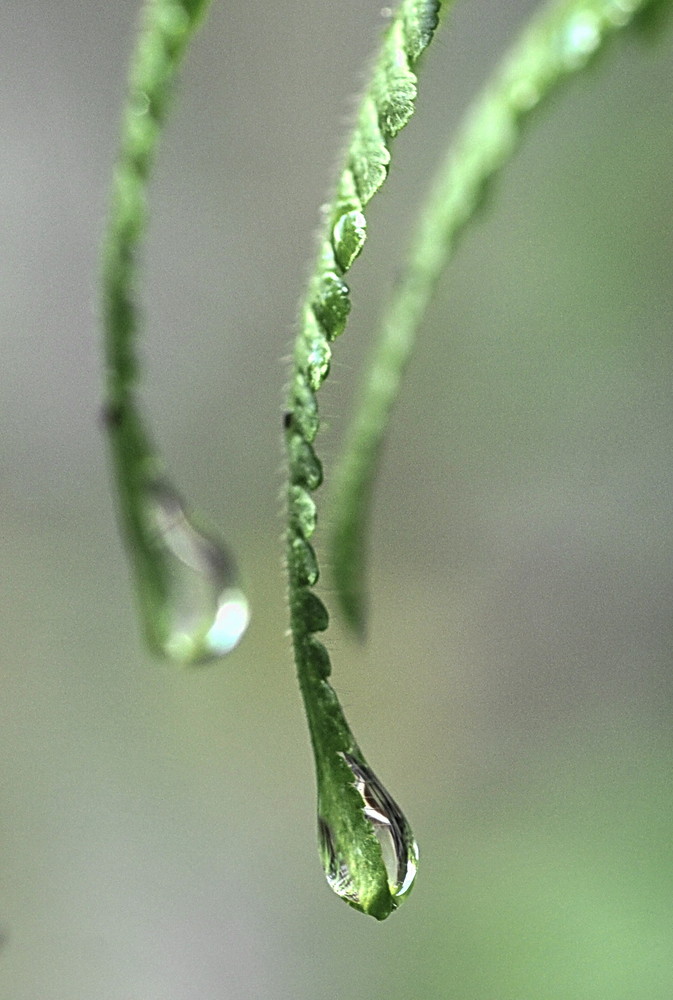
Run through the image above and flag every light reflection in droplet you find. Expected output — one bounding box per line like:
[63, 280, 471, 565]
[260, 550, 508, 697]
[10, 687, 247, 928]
[206, 587, 250, 655]
[342, 753, 419, 899]
[317, 752, 418, 916]
[318, 817, 362, 905]
[561, 12, 600, 67]
[145, 481, 249, 664]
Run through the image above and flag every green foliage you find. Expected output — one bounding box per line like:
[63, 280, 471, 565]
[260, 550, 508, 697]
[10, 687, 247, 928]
[101, 0, 249, 664]
[285, 0, 444, 920]
[329, 0, 672, 636]
[101, 0, 671, 921]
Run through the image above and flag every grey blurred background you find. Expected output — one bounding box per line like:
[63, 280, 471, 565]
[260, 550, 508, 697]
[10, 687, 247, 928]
[1, 1, 673, 997]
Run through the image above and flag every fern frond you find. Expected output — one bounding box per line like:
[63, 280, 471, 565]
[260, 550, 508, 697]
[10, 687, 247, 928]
[284, 0, 446, 920]
[329, 0, 668, 634]
[101, 0, 249, 664]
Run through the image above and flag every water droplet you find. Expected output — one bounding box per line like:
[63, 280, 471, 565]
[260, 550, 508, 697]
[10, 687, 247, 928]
[317, 754, 418, 918]
[342, 753, 418, 899]
[560, 12, 601, 68]
[145, 481, 249, 663]
[318, 817, 362, 905]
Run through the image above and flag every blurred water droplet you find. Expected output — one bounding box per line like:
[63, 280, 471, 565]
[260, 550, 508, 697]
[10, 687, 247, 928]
[146, 481, 249, 663]
[560, 12, 600, 67]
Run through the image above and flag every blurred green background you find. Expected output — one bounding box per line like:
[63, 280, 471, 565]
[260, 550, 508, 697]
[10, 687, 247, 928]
[2, 1, 673, 997]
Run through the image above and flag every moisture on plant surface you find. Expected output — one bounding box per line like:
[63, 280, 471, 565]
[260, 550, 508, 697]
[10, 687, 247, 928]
[145, 481, 249, 663]
[318, 753, 419, 916]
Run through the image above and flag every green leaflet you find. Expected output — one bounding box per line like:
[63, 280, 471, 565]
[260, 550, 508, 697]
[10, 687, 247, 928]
[285, 0, 445, 919]
[101, 0, 249, 665]
[329, 0, 671, 636]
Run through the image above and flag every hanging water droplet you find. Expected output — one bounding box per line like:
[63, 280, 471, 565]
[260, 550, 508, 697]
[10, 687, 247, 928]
[559, 11, 600, 68]
[317, 753, 418, 918]
[318, 817, 362, 905]
[145, 481, 249, 664]
[342, 753, 418, 900]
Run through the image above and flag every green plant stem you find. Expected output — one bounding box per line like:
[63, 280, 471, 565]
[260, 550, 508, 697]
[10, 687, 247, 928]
[284, 0, 447, 919]
[101, 0, 250, 663]
[329, 0, 667, 635]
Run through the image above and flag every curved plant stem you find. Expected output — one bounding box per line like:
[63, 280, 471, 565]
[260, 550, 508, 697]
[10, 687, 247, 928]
[329, 0, 667, 635]
[284, 0, 448, 919]
[101, 0, 249, 664]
